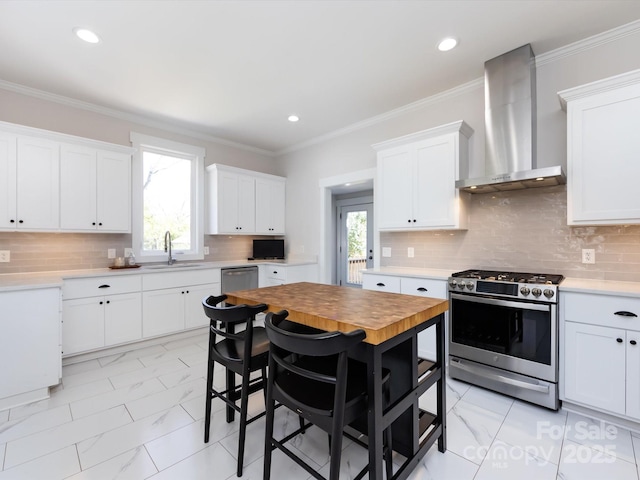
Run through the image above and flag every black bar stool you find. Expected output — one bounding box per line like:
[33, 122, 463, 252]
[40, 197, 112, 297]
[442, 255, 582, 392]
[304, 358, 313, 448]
[263, 310, 393, 480]
[202, 294, 268, 477]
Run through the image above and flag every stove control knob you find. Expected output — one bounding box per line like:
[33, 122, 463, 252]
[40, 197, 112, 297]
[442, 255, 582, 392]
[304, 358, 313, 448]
[449, 279, 457, 288]
[543, 289, 555, 299]
[531, 287, 542, 297]
[520, 286, 530, 296]
[457, 280, 466, 289]
[466, 282, 474, 290]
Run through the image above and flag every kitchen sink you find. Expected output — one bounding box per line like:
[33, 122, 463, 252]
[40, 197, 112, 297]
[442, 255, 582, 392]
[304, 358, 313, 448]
[143, 263, 205, 270]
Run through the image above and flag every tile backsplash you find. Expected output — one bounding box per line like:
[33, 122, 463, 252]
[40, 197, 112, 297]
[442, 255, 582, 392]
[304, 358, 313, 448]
[380, 185, 640, 282]
[0, 233, 256, 274]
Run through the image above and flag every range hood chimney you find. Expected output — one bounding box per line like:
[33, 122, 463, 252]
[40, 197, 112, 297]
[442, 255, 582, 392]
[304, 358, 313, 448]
[456, 44, 565, 193]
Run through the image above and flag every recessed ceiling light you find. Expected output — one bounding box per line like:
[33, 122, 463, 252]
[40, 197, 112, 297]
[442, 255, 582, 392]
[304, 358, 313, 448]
[437, 37, 458, 52]
[74, 27, 101, 44]
[288, 115, 299, 122]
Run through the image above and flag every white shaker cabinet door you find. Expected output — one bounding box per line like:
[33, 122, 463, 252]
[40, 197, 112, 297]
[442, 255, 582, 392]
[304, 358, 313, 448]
[564, 322, 626, 415]
[626, 331, 640, 420]
[0, 132, 17, 230]
[142, 288, 185, 337]
[62, 297, 105, 356]
[60, 144, 97, 231]
[96, 150, 131, 232]
[16, 135, 59, 230]
[255, 178, 285, 234]
[377, 146, 413, 229]
[104, 293, 142, 346]
[184, 283, 221, 329]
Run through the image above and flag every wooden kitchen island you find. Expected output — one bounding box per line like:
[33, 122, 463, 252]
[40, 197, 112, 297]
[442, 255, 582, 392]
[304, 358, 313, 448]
[225, 282, 448, 480]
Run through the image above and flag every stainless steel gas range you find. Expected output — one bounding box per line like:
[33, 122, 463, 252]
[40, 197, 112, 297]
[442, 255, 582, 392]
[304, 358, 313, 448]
[447, 269, 564, 410]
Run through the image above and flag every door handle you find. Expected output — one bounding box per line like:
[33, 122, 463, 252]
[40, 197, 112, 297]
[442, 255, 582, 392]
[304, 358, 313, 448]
[615, 311, 638, 317]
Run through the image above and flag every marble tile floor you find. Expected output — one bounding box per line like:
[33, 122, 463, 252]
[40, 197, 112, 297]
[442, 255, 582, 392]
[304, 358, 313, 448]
[1, 332, 640, 479]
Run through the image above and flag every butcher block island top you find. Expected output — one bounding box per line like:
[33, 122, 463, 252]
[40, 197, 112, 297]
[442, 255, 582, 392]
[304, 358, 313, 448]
[225, 281, 448, 344]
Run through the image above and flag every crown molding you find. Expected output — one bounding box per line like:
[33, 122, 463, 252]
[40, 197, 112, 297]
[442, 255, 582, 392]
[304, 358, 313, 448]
[536, 19, 640, 67]
[277, 78, 484, 156]
[0, 78, 275, 157]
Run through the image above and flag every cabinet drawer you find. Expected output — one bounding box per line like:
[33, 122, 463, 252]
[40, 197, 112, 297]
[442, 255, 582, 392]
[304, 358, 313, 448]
[267, 268, 286, 281]
[63, 275, 141, 299]
[362, 274, 400, 293]
[400, 277, 447, 299]
[563, 292, 640, 331]
[143, 268, 221, 290]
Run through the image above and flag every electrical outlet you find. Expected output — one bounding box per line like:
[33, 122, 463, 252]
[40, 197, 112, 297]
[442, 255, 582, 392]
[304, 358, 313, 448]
[107, 248, 116, 259]
[408, 247, 415, 258]
[204, 246, 210, 255]
[124, 248, 133, 257]
[382, 247, 391, 258]
[582, 248, 595, 264]
[0, 250, 10, 262]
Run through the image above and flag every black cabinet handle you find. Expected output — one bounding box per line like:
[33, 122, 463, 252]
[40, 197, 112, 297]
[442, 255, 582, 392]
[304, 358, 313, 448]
[98, 222, 102, 226]
[10, 219, 15, 223]
[417, 287, 428, 292]
[376, 282, 385, 287]
[631, 340, 637, 346]
[615, 311, 638, 317]
[18, 220, 23, 224]
[99, 301, 103, 305]
[106, 300, 110, 304]
[617, 338, 623, 343]
[413, 219, 417, 222]
[98, 284, 110, 289]
[273, 271, 278, 274]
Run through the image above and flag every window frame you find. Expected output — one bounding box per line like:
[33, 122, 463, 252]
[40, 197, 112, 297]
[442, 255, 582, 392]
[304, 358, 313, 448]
[130, 132, 205, 263]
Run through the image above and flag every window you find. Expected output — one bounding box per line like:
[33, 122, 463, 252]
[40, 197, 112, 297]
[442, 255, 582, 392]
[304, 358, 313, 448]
[130, 133, 205, 262]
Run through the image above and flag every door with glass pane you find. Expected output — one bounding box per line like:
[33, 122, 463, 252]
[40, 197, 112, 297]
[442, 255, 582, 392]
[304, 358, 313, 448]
[338, 203, 373, 287]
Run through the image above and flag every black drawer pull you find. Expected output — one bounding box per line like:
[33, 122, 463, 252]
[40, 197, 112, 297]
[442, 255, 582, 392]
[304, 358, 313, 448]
[98, 284, 111, 289]
[417, 287, 428, 292]
[617, 338, 623, 343]
[376, 282, 385, 287]
[614, 311, 638, 317]
[631, 340, 637, 346]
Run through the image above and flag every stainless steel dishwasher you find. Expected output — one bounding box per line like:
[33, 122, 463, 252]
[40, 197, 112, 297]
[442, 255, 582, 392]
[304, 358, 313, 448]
[221, 266, 259, 294]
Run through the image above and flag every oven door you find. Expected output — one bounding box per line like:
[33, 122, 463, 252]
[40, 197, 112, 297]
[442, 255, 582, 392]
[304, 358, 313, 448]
[449, 292, 557, 382]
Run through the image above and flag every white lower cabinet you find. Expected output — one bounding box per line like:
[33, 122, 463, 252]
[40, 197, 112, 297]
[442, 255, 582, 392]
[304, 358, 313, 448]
[362, 272, 448, 360]
[561, 291, 640, 420]
[62, 276, 142, 356]
[564, 322, 627, 415]
[0, 288, 61, 408]
[142, 269, 221, 338]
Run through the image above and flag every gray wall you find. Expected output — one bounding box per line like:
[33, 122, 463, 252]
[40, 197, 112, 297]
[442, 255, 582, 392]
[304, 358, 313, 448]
[276, 26, 640, 281]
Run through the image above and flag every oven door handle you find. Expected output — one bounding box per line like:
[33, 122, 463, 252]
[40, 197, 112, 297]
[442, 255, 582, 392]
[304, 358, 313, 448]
[450, 293, 550, 312]
[451, 358, 550, 393]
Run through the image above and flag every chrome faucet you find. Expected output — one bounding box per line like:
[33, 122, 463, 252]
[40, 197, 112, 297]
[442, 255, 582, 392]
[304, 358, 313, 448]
[164, 230, 175, 265]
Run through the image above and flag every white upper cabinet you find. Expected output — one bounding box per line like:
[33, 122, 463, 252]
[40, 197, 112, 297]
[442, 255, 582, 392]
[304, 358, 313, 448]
[374, 121, 472, 231]
[1, 135, 60, 231]
[255, 177, 285, 234]
[0, 120, 134, 233]
[60, 144, 131, 232]
[207, 164, 285, 235]
[559, 69, 640, 225]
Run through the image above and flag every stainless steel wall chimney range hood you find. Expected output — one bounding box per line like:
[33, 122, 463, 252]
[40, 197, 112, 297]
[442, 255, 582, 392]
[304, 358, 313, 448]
[456, 44, 565, 193]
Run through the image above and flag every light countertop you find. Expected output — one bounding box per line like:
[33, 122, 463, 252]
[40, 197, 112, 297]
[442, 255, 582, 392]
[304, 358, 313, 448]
[362, 267, 453, 281]
[0, 259, 317, 292]
[363, 267, 640, 298]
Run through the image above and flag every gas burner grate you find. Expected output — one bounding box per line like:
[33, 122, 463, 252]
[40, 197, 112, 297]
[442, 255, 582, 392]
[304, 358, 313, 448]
[452, 269, 564, 285]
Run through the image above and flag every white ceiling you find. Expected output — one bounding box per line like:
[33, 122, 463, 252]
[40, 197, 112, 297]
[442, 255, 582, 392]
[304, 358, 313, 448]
[1, 1, 640, 154]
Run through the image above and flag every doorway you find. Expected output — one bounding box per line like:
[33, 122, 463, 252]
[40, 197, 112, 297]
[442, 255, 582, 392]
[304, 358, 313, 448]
[336, 196, 373, 287]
